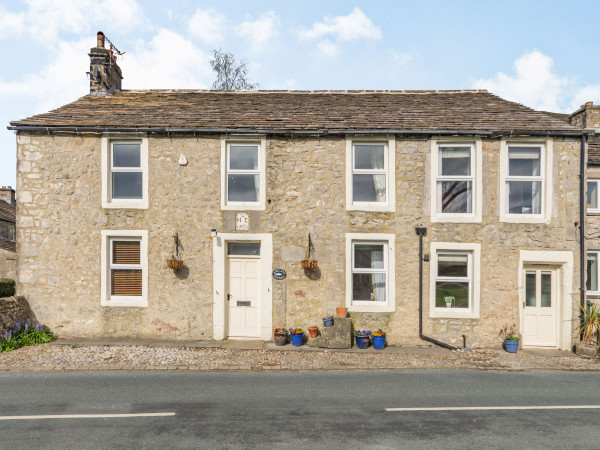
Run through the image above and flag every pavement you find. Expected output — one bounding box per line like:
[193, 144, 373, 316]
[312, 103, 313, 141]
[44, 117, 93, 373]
[0, 337, 598, 373]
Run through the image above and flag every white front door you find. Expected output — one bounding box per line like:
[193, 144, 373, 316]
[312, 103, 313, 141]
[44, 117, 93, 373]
[227, 242, 261, 338]
[522, 266, 558, 348]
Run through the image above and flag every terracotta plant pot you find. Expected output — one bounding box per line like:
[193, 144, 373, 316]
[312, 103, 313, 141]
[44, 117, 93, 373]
[308, 326, 319, 338]
[166, 258, 184, 269]
[336, 307, 348, 318]
[274, 333, 287, 346]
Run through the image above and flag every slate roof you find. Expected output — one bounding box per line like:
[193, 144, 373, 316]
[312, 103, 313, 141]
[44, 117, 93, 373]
[9, 90, 581, 134]
[589, 135, 600, 164]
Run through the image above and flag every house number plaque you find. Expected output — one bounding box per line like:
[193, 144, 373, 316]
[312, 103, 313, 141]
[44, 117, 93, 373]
[236, 212, 249, 231]
[272, 269, 286, 280]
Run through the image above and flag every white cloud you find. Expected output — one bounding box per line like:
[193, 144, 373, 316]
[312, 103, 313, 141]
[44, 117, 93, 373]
[121, 29, 212, 89]
[389, 50, 413, 66]
[188, 8, 226, 46]
[317, 40, 339, 57]
[300, 7, 382, 42]
[237, 11, 279, 53]
[472, 50, 568, 112]
[0, 0, 145, 44]
[570, 84, 600, 112]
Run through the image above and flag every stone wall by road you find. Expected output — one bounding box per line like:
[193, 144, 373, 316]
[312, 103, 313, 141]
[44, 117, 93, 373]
[15, 133, 581, 348]
[0, 296, 35, 334]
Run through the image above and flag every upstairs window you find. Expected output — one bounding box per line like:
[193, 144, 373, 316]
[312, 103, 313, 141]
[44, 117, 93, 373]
[506, 145, 543, 215]
[587, 180, 600, 213]
[221, 139, 266, 210]
[436, 145, 473, 214]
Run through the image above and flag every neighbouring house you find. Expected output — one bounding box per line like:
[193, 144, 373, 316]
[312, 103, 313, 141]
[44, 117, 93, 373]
[7, 32, 588, 349]
[0, 186, 16, 280]
[571, 103, 600, 306]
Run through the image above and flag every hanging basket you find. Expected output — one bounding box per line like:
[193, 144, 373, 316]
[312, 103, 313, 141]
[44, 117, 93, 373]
[301, 259, 318, 270]
[166, 258, 184, 269]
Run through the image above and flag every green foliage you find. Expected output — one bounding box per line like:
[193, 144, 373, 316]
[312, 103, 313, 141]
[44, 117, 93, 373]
[579, 302, 600, 344]
[210, 49, 258, 91]
[0, 278, 15, 297]
[0, 320, 56, 352]
[499, 323, 520, 341]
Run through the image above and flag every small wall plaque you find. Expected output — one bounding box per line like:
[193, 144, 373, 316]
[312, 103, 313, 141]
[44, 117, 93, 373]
[272, 269, 287, 280]
[236, 212, 249, 231]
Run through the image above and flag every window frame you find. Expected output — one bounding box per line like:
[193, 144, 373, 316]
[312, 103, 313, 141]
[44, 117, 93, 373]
[429, 242, 480, 319]
[346, 137, 396, 212]
[101, 135, 149, 209]
[430, 138, 482, 223]
[587, 179, 600, 213]
[499, 138, 552, 224]
[345, 233, 395, 312]
[587, 250, 600, 294]
[101, 230, 148, 307]
[221, 137, 266, 211]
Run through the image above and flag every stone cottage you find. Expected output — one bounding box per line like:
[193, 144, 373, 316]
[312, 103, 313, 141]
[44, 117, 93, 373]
[0, 186, 16, 279]
[7, 34, 588, 349]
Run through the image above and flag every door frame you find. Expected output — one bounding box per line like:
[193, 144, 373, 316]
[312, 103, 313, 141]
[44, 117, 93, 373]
[518, 250, 573, 350]
[521, 265, 560, 348]
[213, 233, 272, 341]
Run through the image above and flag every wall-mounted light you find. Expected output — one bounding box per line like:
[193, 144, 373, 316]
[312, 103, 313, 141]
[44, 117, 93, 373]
[211, 229, 217, 240]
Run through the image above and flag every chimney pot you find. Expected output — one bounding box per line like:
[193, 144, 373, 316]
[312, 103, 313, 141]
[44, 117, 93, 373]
[586, 101, 594, 107]
[97, 31, 105, 48]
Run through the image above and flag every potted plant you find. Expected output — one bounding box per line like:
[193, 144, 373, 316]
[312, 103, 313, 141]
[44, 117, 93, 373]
[166, 232, 184, 269]
[273, 327, 288, 346]
[308, 325, 319, 338]
[322, 316, 334, 327]
[354, 329, 371, 349]
[300, 233, 318, 270]
[576, 302, 600, 358]
[290, 328, 304, 346]
[499, 323, 520, 353]
[372, 329, 386, 350]
[444, 296, 454, 308]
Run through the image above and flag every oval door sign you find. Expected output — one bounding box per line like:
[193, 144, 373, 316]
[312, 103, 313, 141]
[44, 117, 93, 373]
[272, 269, 287, 280]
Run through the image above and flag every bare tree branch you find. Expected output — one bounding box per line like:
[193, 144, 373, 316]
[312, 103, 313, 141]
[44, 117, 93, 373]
[210, 49, 258, 91]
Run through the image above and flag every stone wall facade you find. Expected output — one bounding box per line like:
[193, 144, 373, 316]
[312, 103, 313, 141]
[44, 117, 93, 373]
[15, 132, 582, 348]
[0, 248, 16, 279]
[0, 296, 35, 334]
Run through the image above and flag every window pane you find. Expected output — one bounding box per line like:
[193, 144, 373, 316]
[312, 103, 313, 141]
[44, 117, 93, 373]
[113, 143, 141, 168]
[228, 174, 259, 202]
[353, 273, 386, 302]
[354, 145, 385, 170]
[507, 181, 541, 214]
[228, 242, 261, 256]
[112, 172, 143, 199]
[587, 181, 598, 209]
[508, 147, 540, 176]
[353, 174, 386, 202]
[437, 254, 468, 277]
[354, 244, 385, 269]
[587, 253, 598, 291]
[526, 271, 536, 307]
[440, 147, 471, 176]
[229, 145, 258, 170]
[541, 272, 551, 307]
[435, 282, 469, 308]
[439, 181, 472, 213]
[111, 269, 142, 296]
[112, 240, 141, 265]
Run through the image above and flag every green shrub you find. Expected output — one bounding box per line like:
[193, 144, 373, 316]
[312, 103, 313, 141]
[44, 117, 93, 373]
[0, 320, 56, 352]
[0, 278, 15, 297]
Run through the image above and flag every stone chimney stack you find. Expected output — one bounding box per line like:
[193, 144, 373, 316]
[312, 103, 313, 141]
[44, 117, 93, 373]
[88, 31, 123, 95]
[0, 186, 15, 206]
[570, 101, 600, 131]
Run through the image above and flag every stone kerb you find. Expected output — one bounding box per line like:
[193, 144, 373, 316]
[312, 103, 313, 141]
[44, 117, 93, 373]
[0, 296, 36, 334]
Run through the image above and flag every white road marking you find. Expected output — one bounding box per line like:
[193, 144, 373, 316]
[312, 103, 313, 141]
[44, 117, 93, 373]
[386, 405, 600, 412]
[0, 412, 176, 420]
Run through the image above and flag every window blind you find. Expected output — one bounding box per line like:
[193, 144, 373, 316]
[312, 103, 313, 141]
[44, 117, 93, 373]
[111, 240, 142, 296]
[112, 241, 141, 264]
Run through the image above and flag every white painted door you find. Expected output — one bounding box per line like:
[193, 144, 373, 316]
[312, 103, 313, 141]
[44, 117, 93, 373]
[522, 267, 558, 348]
[227, 243, 261, 338]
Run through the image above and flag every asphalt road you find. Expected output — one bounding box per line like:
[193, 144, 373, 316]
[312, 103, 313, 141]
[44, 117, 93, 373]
[1, 370, 600, 449]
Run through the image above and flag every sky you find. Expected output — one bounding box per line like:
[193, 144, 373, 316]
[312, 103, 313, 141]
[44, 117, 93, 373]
[1, 0, 599, 188]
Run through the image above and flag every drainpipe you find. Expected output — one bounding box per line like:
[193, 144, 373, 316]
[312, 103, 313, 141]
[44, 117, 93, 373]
[580, 134, 588, 340]
[415, 226, 458, 350]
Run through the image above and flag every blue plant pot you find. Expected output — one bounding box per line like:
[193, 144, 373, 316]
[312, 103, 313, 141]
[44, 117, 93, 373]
[355, 335, 369, 349]
[291, 333, 304, 346]
[373, 335, 386, 350]
[323, 317, 334, 327]
[504, 339, 519, 353]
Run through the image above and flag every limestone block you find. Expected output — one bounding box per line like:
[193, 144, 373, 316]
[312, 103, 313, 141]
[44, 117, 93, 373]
[309, 318, 352, 349]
